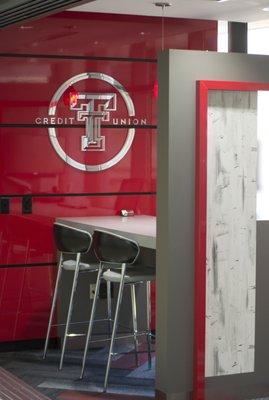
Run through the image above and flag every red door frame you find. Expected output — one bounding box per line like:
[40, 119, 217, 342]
[193, 80, 269, 400]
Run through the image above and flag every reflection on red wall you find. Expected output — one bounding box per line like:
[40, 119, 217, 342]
[0, 11, 217, 341]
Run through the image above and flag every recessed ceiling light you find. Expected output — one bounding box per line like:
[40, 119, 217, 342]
[262, 7, 269, 11]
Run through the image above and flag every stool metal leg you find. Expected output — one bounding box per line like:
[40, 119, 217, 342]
[103, 263, 126, 392]
[80, 262, 103, 379]
[146, 281, 152, 369]
[130, 284, 139, 367]
[106, 278, 112, 335]
[43, 253, 63, 359]
[59, 253, 81, 370]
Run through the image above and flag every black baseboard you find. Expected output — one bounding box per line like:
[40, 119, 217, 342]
[0, 337, 59, 353]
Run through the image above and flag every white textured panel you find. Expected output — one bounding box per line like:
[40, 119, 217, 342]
[205, 90, 257, 377]
[257, 91, 269, 220]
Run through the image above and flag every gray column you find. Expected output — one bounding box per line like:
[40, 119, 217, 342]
[228, 22, 248, 53]
[156, 50, 269, 400]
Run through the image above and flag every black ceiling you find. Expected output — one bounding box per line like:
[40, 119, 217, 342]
[0, 0, 95, 29]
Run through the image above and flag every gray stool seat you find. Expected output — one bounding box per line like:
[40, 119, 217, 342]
[62, 260, 99, 272]
[44, 222, 108, 371]
[103, 266, 155, 284]
[80, 230, 155, 392]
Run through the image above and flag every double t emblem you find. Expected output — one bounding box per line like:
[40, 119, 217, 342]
[71, 93, 117, 151]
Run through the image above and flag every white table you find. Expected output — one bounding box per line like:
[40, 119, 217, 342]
[56, 215, 156, 250]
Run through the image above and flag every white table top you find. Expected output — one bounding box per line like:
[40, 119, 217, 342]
[56, 215, 156, 249]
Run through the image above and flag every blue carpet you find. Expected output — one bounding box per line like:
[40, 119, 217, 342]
[0, 343, 155, 399]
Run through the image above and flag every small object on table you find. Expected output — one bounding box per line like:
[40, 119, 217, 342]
[120, 209, 134, 217]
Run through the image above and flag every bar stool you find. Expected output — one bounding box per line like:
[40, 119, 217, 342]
[80, 229, 155, 392]
[43, 222, 101, 370]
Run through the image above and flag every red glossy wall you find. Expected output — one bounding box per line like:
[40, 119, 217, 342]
[0, 11, 217, 342]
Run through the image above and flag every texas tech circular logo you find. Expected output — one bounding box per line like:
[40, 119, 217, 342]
[47, 72, 142, 172]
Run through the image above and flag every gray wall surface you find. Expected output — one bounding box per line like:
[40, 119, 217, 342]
[157, 50, 269, 400]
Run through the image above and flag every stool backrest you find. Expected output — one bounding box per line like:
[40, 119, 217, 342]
[93, 230, 139, 265]
[54, 223, 92, 254]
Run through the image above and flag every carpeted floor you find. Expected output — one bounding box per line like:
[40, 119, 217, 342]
[0, 367, 51, 400]
[0, 342, 155, 400]
[1, 344, 269, 400]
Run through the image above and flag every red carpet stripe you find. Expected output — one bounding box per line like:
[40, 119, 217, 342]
[0, 367, 50, 400]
